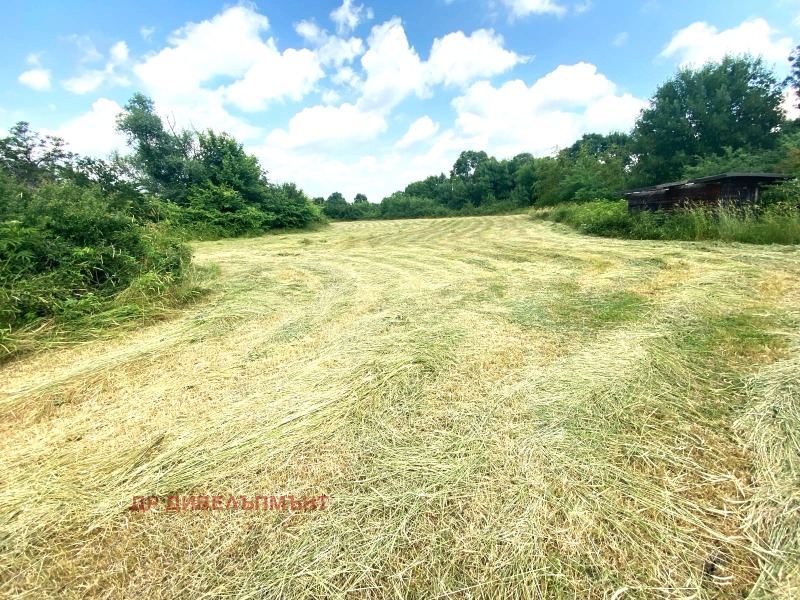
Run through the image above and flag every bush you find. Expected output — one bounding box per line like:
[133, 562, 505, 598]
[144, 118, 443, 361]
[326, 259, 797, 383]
[0, 178, 191, 332]
[532, 199, 800, 244]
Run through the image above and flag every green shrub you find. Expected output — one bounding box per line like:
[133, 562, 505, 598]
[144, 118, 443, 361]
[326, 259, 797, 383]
[0, 180, 191, 333]
[532, 199, 800, 244]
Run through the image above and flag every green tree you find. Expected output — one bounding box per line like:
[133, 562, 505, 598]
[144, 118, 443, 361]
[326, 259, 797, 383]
[451, 150, 489, 180]
[322, 192, 349, 219]
[116, 93, 199, 203]
[787, 45, 800, 108]
[354, 193, 368, 204]
[0, 122, 75, 186]
[631, 55, 785, 185]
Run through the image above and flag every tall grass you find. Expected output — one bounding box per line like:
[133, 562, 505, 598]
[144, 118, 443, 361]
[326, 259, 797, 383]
[532, 200, 800, 244]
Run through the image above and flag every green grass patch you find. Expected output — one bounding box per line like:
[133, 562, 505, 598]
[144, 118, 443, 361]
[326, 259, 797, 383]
[511, 285, 647, 331]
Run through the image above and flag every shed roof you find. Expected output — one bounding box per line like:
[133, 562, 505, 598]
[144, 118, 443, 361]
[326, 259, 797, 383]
[621, 172, 793, 197]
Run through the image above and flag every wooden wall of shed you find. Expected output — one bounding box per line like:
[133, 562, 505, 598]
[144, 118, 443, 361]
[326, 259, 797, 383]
[628, 180, 771, 212]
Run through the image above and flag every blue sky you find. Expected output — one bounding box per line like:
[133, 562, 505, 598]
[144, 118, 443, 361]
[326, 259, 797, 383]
[2, 0, 799, 201]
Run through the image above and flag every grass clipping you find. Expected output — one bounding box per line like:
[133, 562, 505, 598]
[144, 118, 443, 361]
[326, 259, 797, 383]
[1, 215, 799, 598]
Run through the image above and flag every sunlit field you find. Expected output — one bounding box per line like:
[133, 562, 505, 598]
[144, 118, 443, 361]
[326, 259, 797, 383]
[1, 215, 798, 598]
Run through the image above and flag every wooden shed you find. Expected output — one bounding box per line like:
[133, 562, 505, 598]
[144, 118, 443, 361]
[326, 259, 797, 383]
[621, 173, 794, 212]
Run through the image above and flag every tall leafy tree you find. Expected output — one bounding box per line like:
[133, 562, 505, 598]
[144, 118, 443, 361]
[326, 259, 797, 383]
[116, 93, 199, 203]
[0, 122, 74, 186]
[631, 55, 785, 185]
[450, 150, 489, 180]
[787, 45, 800, 108]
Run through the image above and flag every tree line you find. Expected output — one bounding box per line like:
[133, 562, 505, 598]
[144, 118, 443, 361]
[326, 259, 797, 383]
[318, 54, 800, 221]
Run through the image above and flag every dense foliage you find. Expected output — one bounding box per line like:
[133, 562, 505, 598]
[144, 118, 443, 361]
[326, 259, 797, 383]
[1, 94, 323, 353]
[117, 94, 321, 238]
[531, 199, 800, 244]
[0, 124, 190, 345]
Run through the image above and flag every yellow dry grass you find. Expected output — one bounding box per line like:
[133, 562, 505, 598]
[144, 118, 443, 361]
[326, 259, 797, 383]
[1, 215, 799, 598]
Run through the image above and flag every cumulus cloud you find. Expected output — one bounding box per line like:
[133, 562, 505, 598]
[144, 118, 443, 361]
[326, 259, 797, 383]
[47, 98, 128, 157]
[19, 68, 52, 91]
[330, 0, 374, 36]
[427, 29, 527, 87]
[450, 62, 647, 157]
[265, 103, 387, 148]
[396, 116, 440, 148]
[222, 44, 323, 111]
[356, 21, 525, 113]
[63, 41, 130, 94]
[660, 18, 793, 68]
[501, 0, 567, 19]
[294, 19, 365, 67]
[134, 6, 273, 99]
[19, 53, 52, 91]
[357, 18, 429, 111]
[250, 144, 455, 205]
[132, 5, 323, 133]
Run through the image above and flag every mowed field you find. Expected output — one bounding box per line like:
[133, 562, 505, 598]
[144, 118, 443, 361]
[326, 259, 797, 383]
[1, 215, 799, 599]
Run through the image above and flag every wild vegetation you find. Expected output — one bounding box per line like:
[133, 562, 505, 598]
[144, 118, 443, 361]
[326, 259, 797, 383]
[1, 216, 798, 597]
[0, 95, 322, 360]
[532, 199, 800, 244]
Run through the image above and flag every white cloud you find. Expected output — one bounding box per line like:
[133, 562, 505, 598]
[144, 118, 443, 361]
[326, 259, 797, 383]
[332, 66, 361, 87]
[357, 18, 428, 111]
[19, 68, 52, 91]
[68, 34, 103, 63]
[135, 5, 323, 113]
[63, 41, 130, 94]
[396, 116, 440, 148]
[330, 0, 373, 36]
[110, 41, 129, 64]
[501, 0, 567, 19]
[574, 1, 592, 14]
[151, 91, 264, 141]
[265, 103, 387, 148]
[296, 21, 326, 45]
[19, 53, 52, 91]
[222, 43, 323, 111]
[321, 89, 341, 104]
[294, 19, 365, 67]
[134, 6, 272, 99]
[47, 98, 128, 157]
[427, 29, 527, 87]
[355, 20, 524, 112]
[140, 26, 155, 41]
[450, 62, 647, 157]
[660, 18, 793, 68]
[613, 32, 629, 47]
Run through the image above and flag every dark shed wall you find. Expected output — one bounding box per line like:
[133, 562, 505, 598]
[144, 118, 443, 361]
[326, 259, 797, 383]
[626, 176, 790, 212]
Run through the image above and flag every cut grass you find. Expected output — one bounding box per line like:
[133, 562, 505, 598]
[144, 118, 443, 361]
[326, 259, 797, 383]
[1, 215, 799, 598]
